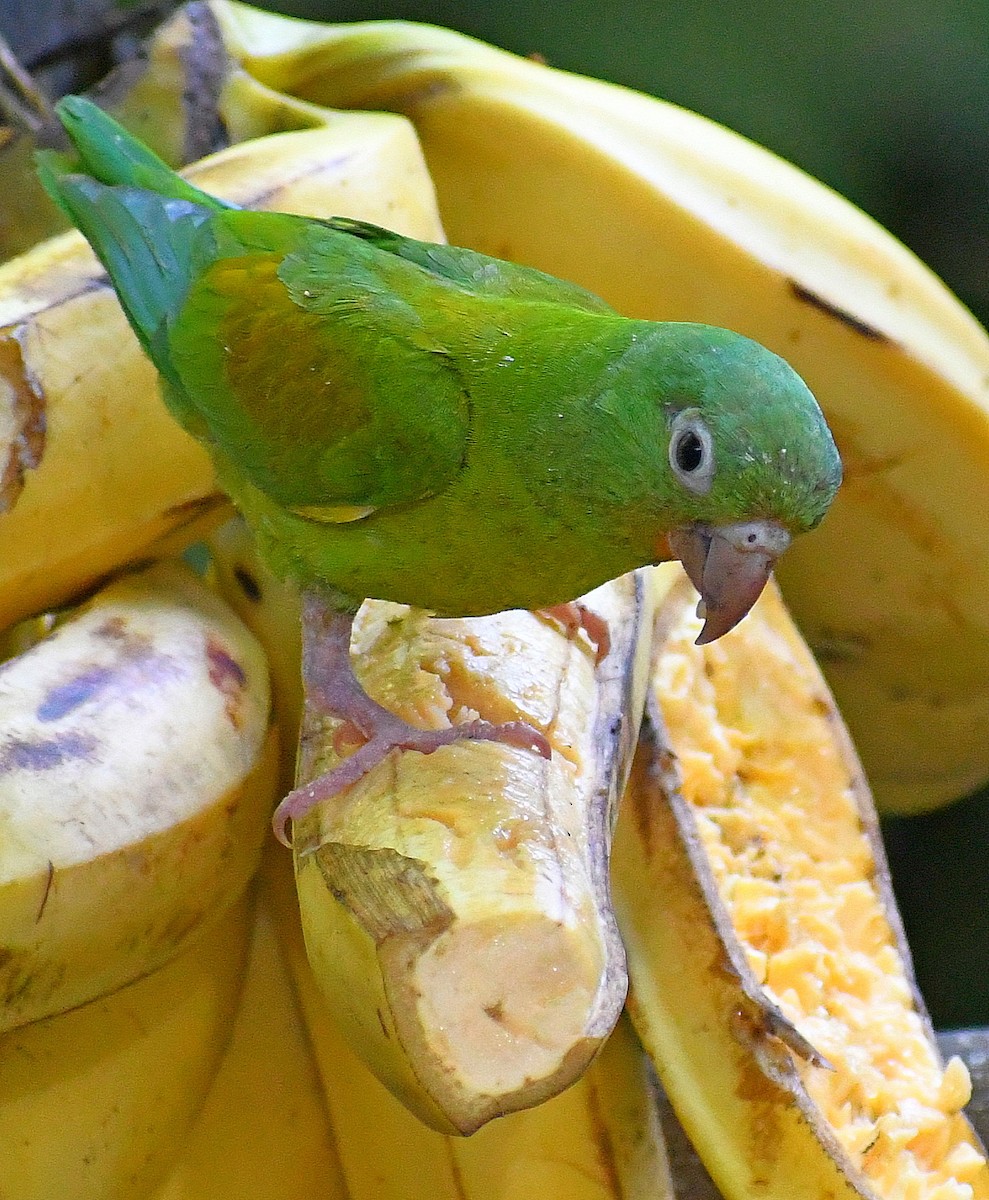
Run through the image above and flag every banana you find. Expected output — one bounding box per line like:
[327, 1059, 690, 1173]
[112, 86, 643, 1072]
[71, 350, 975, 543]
[0, 559, 277, 1032]
[0, 95, 443, 633]
[153, 896, 346, 1200]
[203, 1, 989, 816]
[291, 572, 656, 1133]
[263, 844, 678, 1199]
[208, 508, 661, 1133]
[612, 565, 989, 1200]
[0, 892, 252, 1200]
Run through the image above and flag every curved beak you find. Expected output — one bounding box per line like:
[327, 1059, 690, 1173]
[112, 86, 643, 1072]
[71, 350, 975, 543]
[667, 519, 791, 645]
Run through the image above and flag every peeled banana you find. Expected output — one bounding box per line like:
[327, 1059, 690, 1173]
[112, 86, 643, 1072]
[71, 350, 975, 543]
[292, 574, 654, 1132]
[612, 567, 989, 1200]
[205, 0, 989, 816]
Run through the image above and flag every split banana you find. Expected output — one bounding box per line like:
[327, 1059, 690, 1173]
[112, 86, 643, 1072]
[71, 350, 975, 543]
[0, 893, 252, 1200]
[263, 843, 678, 1199]
[0, 91, 442, 632]
[0, 559, 276, 1031]
[612, 566, 989, 1200]
[206, 0, 989, 816]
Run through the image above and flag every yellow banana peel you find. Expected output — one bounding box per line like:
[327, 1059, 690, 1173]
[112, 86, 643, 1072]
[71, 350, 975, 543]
[0, 559, 277, 1032]
[0, 894, 252, 1200]
[153, 895, 346, 1200]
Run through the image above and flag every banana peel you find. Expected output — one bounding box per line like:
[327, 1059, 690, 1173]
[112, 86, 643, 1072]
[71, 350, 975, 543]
[0, 97, 442, 633]
[0, 893, 252, 1200]
[0, 559, 277, 1031]
[153, 894, 347, 1200]
[204, 0, 989, 816]
[612, 565, 989, 1200]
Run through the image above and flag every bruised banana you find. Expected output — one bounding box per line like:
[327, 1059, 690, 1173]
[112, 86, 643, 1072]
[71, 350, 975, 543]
[205, 0, 989, 816]
[0, 559, 277, 1032]
[263, 844, 677, 1199]
[0, 94, 443, 632]
[0, 893, 252, 1200]
[612, 565, 989, 1200]
[153, 896, 346, 1200]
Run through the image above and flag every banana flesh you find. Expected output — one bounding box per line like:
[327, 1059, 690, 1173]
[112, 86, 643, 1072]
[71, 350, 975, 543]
[264, 844, 678, 1199]
[206, 0, 989, 816]
[0, 893, 252, 1200]
[612, 566, 989, 1200]
[291, 573, 658, 1133]
[0, 559, 277, 1031]
[0, 103, 442, 633]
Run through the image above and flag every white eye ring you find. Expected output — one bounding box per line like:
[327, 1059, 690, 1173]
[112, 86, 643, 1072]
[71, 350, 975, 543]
[668, 408, 715, 495]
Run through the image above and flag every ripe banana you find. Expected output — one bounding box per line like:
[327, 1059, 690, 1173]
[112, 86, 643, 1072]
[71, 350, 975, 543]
[208, 512, 664, 1134]
[612, 566, 989, 1200]
[263, 844, 678, 1199]
[292, 573, 655, 1133]
[0, 95, 442, 632]
[205, 0, 989, 816]
[153, 896, 346, 1200]
[0, 559, 276, 1032]
[0, 892, 252, 1200]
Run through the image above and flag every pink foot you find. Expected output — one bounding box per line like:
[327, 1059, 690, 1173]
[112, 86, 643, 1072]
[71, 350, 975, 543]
[272, 594, 552, 846]
[539, 602, 611, 664]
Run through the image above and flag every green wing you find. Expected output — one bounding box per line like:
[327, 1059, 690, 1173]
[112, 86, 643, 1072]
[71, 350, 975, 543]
[166, 210, 472, 515]
[327, 217, 615, 314]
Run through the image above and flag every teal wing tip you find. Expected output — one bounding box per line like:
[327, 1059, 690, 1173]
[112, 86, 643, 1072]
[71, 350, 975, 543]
[39, 93, 229, 213]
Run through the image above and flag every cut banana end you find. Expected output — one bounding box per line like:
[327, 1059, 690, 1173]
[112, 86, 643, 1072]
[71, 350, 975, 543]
[291, 571, 661, 1134]
[613, 564, 989, 1200]
[0, 560, 277, 1032]
[265, 844, 677, 1199]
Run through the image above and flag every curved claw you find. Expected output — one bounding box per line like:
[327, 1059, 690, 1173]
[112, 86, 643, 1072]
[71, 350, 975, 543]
[668, 519, 791, 644]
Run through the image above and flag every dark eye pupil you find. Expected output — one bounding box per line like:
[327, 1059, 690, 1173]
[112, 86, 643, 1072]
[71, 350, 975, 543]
[675, 430, 704, 472]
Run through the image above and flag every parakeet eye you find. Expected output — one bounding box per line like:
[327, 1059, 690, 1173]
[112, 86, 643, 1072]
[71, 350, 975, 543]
[668, 409, 715, 494]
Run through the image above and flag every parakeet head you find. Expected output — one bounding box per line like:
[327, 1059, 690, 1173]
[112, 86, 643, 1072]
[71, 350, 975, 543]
[630, 323, 842, 642]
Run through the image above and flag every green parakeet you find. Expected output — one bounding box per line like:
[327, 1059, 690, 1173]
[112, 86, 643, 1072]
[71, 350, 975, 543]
[40, 97, 841, 843]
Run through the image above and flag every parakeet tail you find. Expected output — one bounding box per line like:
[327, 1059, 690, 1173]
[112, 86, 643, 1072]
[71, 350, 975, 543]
[36, 97, 225, 373]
